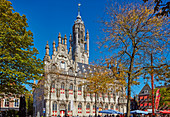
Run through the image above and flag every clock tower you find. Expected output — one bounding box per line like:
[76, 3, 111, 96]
[71, 4, 89, 64]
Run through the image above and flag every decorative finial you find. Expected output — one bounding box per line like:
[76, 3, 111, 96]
[64, 34, 67, 39]
[53, 40, 55, 44]
[87, 30, 89, 34]
[46, 41, 49, 48]
[78, 3, 81, 17]
[45, 41, 49, 55]
[58, 32, 61, 38]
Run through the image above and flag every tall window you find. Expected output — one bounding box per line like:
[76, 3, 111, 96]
[93, 105, 95, 113]
[61, 83, 65, 89]
[52, 102, 57, 116]
[78, 86, 82, 95]
[78, 103, 82, 113]
[14, 99, 19, 107]
[105, 104, 108, 110]
[110, 104, 114, 109]
[69, 84, 73, 94]
[69, 84, 73, 90]
[52, 102, 57, 111]
[78, 86, 81, 91]
[68, 102, 71, 111]
[116, 105, 119, 110]
[86, 103, 90, 113]
[51, 83, 55, 93]
[61, 83, 65, 94]
[4, 99, 9, 107]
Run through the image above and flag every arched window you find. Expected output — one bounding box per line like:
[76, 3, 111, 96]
[86, 103, 90, 113]
[51, 83, 55, 93]
[68, 102, 71, 111]
[105, 104, 108, 110]
[61, 83, 65, 94]
[93, 105, 95, 113]
[52, 102, 57, 111]
[86, 103, 90, 109]
[69, 84, 73, 95]
[110, 88, 113, 98]
[110, 104, 114, 109]
[52, 102, 57, 116]
[78, 86, 82, 95]
[69, 84, 73, 90]
[78, 103, 82, 113]
[116, 105, 119, 110]
[61, 83, 65, 89]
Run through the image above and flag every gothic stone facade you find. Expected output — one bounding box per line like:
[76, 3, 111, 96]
[33, 13, 126, 117]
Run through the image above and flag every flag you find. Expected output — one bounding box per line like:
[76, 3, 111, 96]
[155, 89, 160, 110]
[155, 94, 161, 110]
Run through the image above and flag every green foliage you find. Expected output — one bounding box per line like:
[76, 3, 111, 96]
[25, 92, 33, 116]
[154, 87, 170, 108]
[0, 0, 43, 94]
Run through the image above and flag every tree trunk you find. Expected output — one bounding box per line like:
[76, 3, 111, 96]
[127, 75, 131, 117]
[127, 48, 135, 117]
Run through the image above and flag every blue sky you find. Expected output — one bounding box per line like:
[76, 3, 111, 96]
[9, 0, 168, 96]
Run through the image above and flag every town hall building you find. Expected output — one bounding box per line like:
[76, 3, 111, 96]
[33, 6, 127, 117]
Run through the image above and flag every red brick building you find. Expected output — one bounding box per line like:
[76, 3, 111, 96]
[0, 94, 20, 117]
[138, 84, 152, 111]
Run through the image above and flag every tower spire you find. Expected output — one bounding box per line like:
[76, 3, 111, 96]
[78, 3, 81, 16]
[77, 3, 81, 19]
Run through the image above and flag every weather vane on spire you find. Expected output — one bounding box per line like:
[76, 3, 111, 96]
[78, 3, 81, 16]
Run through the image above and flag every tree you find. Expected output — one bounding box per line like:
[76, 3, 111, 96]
[0, 0, 43, 94]
[99, 1, 169, 116]
[81, 63, 126, 117]
[25, 92, 33, 116]
[81, 65, 110, 117]
[154, 87, 170, 109]
[19, 96, 26, 117]
[143, 0, 170, 16]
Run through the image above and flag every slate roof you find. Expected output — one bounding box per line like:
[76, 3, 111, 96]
[77, 62, 93, 74]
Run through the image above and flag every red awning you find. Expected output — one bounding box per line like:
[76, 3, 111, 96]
[159, 111, 170, 114]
